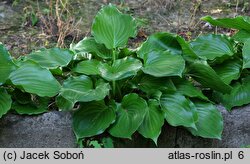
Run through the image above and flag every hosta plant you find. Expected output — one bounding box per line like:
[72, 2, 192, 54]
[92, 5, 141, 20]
[1, 4, 249, 146]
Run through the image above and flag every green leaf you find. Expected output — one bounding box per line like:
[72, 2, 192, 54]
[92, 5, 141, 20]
[188, 101, 223, 139]
[12, 97, 49, 115]
[98, 57, 142, 81]
[243, 39, 250, 69]
[176, 36, 199, 61]
[74, 59, 100, 75]
[56, 95, 74, 111]
[201, 16, 250, 32]
[73, 101, 115, 139]
[173, 78, 208, 101]
[137, 32, 182, 58]
[213, 76, 250, 110]
[60, 75, 110, 103]
[136, 75, 176, 94]
[0, 88, 12, 118]
[137, 32, 199, 62]
[70, 37, 112, 59]
[92, 4, 137, 49]
[89, 141, 102, 148]
[0, 44, 16, 85]
[26, 48, 74, 69]
[138, 99, 164, 144]
[9, 61, 61, 97]
[188, 61, 232, 94]
[160, 92, 198, 129]
[190, 34, 234, 60]
[109, 93, 147, 138]
[233, 30, 250, 43]
[213, 58, 242, 84]
[102, 137, 114, 148]
[141, 50, 185, 77]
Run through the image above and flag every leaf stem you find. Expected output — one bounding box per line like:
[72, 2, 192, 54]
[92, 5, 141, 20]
[112, 49, 116, 98]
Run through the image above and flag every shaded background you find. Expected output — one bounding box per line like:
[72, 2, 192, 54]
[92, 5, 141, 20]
[1, 0, 250, 57]
[0, 0, 250, 148]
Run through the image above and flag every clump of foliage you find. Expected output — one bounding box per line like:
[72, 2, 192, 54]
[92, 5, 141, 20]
[1, 4, 250, 146]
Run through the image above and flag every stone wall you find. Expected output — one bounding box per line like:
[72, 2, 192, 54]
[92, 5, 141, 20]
[0, 105, 249, 148]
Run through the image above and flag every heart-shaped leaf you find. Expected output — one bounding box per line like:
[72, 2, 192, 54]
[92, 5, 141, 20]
[0, 44, 16, 85]
[201, 16, 250, 32]
[138, 99, 164, 144]
[60, 75, 110, 103]
[92, 4, 137, 49]
[9, 61, 61, 97]
[213, 58, 242, 84]
[74, 59, 100, 75]
[73, 101, 116, 139]
[70, 37, 112, 59]
[190, 34, 234, 60]
[109, 93, 147, 138]
[188, 101, 223, 139]
[26, 48, 74, 69]
[137, 32, 182, 58]
[0, 88, 12, 118]
[242, 39, 250, 69]
[213, 76, 250, 110]
[12, 97, 49, 115]
[98, 57, 142, 81]
[188, 61, 232, 94]
[160, 92, 198, 129]
[141, 50, 185, 77]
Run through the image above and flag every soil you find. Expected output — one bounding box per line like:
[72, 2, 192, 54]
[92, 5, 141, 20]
[0, 0, 250, 57]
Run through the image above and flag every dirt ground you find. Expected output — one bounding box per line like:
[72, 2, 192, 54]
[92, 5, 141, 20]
[0, 0, 250, 57]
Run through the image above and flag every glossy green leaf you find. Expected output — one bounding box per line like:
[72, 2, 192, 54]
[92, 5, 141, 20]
[136, 75, 176, 94]
[98, 57, 142, 81]
[0, 88, 12, 118]
[176, 36, 199, 61]
[74, 59, 100, 75]
[213, 59, 242, 84]
[160, 92, 198, 129]
[201, 16, 250, 32]
[233, 30, 250, 43]
[70, 37, 112, 59]
[92, 4, 137, 49]
[142, 50, 185, 77]
[73, 101, 115, 139]
[138, 99, 164, 144]
[26, 48, 74, 69]
[188, 61, 232, 94]
[213, 76, 250, 110]
[60, 75, 110, 103]
[173, 78, 208, 101]
[56, 95, 75, 111]
[190, 34, 234, 60]
[243, 39, 250, 69]
[9, 61, 61, 97]
[0, 44, 16, 85]
[12, 97, 49, 115]
[137, 32, 182, 58]
[188, 101, 223, 139]
[109, 93, 147, 138]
